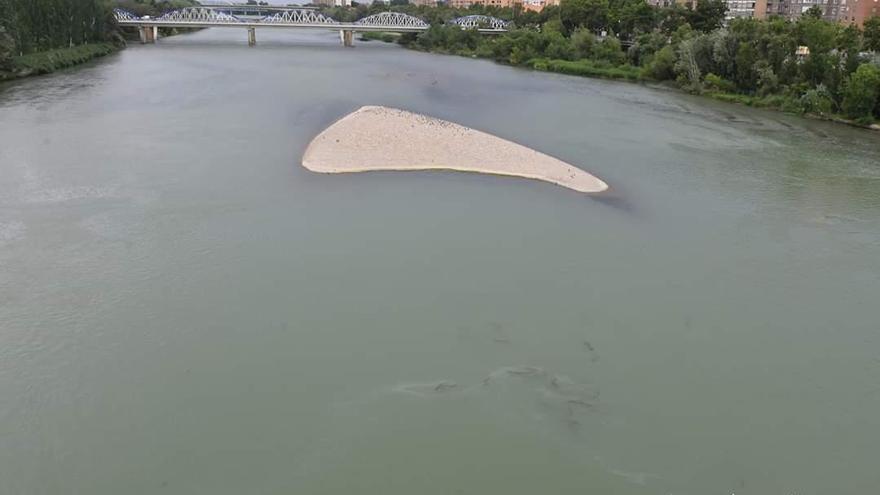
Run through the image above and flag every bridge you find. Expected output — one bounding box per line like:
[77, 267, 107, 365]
[114, 8, 510, 47]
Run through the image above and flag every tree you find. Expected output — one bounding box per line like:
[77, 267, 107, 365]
[734, 41, 759, 91]
[571, 27, 596, 59]
[560, 0, 610, 33]
[803, 5, 823, 19]
[0, 26, 14, 70]
[645, 44, 676, 80]
[864, 16, 880, 52]
[837, 24, 862, 75]
[841, 64, 880, 122]
[675, 37, 702, 92]
[686, 0, 727, 33]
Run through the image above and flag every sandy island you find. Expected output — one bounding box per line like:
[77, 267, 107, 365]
[302, 106, 608, 194]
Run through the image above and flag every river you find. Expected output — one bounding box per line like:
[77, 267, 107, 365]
[1, 28, 879, 495]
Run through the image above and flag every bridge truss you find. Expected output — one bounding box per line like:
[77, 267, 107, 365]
[355, 12, 428, 29]
[113, 8, 508, 46]
[448, 15, 511, 31]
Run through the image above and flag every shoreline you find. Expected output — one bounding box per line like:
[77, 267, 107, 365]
[0, 43, 119, 82]
[402, 45, 880, 133]
[303, 106, 609, 194]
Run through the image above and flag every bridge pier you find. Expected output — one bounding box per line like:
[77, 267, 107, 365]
[247, 27, 256, 46]
[139, 26, 158, 44]
[340, 30, 353, 47]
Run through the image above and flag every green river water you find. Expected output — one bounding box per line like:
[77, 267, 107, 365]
[1, 29, 879, 495]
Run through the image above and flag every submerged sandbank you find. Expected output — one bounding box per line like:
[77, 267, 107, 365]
[302, 106, 608, 194]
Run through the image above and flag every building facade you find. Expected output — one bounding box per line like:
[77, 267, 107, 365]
[725, 0, 769, 19]
[313, 0, 352, 6]
[838, 0, 879, 25]
[521, 0, 560, 11]
[448, 0, 521, 7]
[764, 0, 849, 21]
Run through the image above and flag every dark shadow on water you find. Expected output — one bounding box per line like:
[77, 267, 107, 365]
[588, 189, 637, 215]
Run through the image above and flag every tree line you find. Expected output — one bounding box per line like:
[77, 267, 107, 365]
[355, 1, 880, 124]
[0, 0, 117, 56]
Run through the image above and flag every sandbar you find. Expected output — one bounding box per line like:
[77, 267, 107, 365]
[302, 106, 608, 194]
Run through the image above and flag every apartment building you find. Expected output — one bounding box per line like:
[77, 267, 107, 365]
[521, 0, 560, 11]
[725, 0, 769, 18]
[448, 0, 521, 7]
[764, 0, 848, 21]
[838, 0, 879, 25]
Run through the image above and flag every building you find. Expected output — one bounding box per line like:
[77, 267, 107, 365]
[448, 0, 521, 8]
[521, 0, 559, 11]
[764, 0, 848, 21]
[312, 0, 352, 6]
[838, 0, 879, 25]
[645, 0, 691, 6]
[725, 0, 768, 19]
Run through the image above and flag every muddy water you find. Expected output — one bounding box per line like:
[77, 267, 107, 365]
[1, 28, 879, 495]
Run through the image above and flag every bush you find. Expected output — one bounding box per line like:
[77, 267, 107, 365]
[570, 28, 596, 59]
[704, 73, 736, 92]
[12, 43, 116, 75]
[591, 36, 626, 65]
[755, 61, 780, 96]
[644, 45, 676, 81]
[360, 32, 398, 43]
[533, 58, 642, 81]
[841, 64, 880, 122]
[799, 85, 834, 115]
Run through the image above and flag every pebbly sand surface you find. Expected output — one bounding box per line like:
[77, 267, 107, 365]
[302, 106, 609, 194]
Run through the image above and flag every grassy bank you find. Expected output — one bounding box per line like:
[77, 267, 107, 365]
[401, 41, 879, 131]
[1, 43, 118, 81]
[530, 58, 642, 81]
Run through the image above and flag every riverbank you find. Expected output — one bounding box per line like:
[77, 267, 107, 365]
[404, 44, 880, 133]
[0, 43, 119, 81]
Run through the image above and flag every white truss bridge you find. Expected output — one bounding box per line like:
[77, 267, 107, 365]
[114, 8, 506, 34]
[448, 15, 510, 32]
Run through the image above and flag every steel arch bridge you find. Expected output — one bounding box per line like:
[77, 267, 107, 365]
[113, 8, 430, 31]
[157, 7, 241, 23]
[448, 15, 511, 32]
[260, 10, 337, 26]
[113, 8, 508, 46]
[356, 12, 428, 29]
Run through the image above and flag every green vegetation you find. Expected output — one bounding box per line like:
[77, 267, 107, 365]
[531, 58, 642, 80]
[113, 0, 198, 18]
[113, 1, 201, 41]
[0, 0, 120, 79]
[2, 42, 116, 79]
[0, 0, 116, 57]
[360, 32, 400, 43]
[343, 1, 880, 126]
[0, 0, 200, 80]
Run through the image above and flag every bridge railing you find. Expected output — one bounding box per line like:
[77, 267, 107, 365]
[156, 7, 242, 23]
[355, 12, 428, 29]
[113, 9, 506, 33]
[260, 10, 338, 25]
[448, 15, 511, 31]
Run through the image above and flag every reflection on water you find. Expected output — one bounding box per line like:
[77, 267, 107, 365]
[1, 28, 880, 495]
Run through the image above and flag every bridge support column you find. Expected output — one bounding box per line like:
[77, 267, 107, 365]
[247, 27, 256, 46]
[140, 26, 156, 44]
[340, 30, 353, 47]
